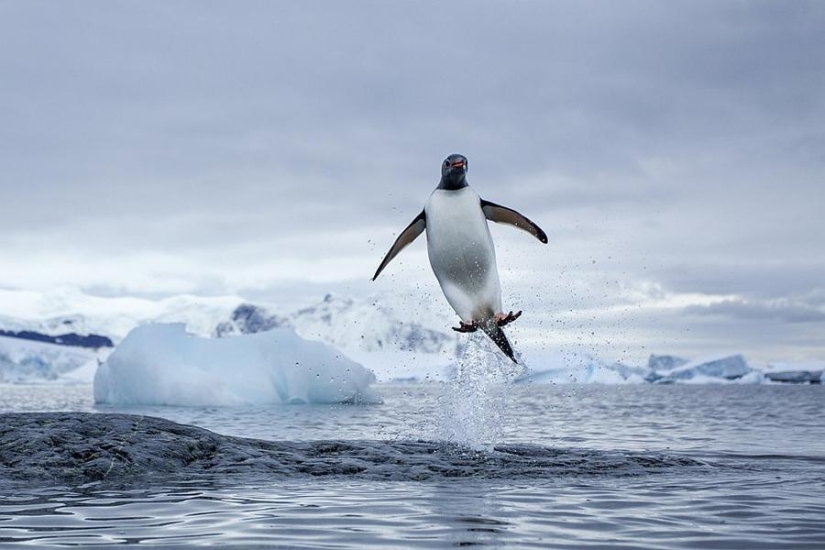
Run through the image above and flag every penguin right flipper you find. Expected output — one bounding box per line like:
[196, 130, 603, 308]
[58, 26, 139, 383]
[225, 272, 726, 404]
[480, 199, 548, 244]
[372, 210, 426, 280]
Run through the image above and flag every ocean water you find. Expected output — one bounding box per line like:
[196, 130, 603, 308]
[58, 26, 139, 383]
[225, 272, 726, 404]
[1, 381, 824, 549]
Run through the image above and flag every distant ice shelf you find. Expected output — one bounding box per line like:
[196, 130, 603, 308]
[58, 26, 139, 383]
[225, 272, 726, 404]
[512, 352, 821, 386]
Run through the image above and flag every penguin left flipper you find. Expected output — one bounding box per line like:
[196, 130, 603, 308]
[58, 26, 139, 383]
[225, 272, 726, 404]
[372, 210, 426, 281]
[480, 199, 548, 244]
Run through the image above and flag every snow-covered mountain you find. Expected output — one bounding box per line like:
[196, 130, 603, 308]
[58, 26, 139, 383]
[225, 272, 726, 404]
[292, 294, 459, 354]
[0, 291, 461, 384]
[1, 288, 822, 385]
[1, 288, 459, 355]
[215, 294, 461, 356]
[0, 314, 113, 349]
[213, 304, 290, 338]
[0, 289, 245, 341]
[0, 335, 104, 384]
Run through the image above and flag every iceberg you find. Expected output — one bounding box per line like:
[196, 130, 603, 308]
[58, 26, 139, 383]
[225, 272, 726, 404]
[93, 323, 381, 406]
[647, 354, 689, 372]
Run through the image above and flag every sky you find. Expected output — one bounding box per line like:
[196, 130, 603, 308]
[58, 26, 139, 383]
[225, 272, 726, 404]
[1, 1, 823, 363]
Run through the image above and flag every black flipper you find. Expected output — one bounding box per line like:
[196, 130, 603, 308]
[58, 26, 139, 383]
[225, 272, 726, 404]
[480, 321, 518, 363]
[480, 199, 548, 244]
[372, 210, 426, 281]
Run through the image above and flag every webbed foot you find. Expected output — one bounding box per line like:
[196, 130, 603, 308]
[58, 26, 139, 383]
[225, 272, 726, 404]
[452, 320, 479, 333]
[495, 310, 522, 327]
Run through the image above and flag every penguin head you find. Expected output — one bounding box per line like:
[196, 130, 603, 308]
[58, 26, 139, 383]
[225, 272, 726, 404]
[439, 153, 469, 189]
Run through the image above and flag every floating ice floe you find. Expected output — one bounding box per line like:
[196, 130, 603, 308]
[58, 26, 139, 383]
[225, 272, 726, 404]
[93, 323, 381, 406]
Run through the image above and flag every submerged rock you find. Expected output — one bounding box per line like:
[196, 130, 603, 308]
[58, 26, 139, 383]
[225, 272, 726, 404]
[0, 413, 705, 485]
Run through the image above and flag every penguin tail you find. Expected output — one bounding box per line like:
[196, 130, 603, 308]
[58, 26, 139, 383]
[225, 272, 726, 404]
[480, 321, 518, 363]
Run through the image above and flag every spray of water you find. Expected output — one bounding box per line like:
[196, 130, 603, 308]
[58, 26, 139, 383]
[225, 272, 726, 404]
[436, 332, 525, 451]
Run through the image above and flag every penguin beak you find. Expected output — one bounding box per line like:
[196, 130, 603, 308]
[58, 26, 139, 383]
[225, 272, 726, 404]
[450, 160, 465, 169]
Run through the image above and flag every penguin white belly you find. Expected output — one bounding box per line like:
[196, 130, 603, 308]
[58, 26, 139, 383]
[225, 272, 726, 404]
[424, 188, 502, 322]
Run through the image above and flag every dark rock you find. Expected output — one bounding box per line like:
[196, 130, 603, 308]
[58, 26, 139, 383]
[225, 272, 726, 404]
[0, 413, 706, 486]
[0, 329, 113, 349]
[0, 413, 224, 482]
[213, 303, 289, 338]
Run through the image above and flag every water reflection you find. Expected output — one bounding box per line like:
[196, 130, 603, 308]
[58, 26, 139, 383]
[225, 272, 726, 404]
[425, 482, 513, 547]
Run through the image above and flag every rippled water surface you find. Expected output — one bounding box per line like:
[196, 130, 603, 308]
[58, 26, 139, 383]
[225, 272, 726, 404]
[2, 383, 824, 548]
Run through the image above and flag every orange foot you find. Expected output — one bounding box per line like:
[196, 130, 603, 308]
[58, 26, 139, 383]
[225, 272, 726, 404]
[494, 310, 522, 327]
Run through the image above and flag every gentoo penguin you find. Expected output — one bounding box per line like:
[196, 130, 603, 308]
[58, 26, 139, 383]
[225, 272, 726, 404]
[372, 153, 547, 362]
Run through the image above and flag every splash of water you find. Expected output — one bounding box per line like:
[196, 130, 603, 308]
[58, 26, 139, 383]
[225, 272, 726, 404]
[436, 332, 524, 451]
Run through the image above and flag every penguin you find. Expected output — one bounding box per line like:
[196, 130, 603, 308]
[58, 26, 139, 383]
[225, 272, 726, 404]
[372, 153, 547, 362]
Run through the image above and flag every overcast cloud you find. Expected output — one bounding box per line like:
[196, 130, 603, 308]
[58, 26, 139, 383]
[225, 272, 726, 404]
[1, 1, 823, 362]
